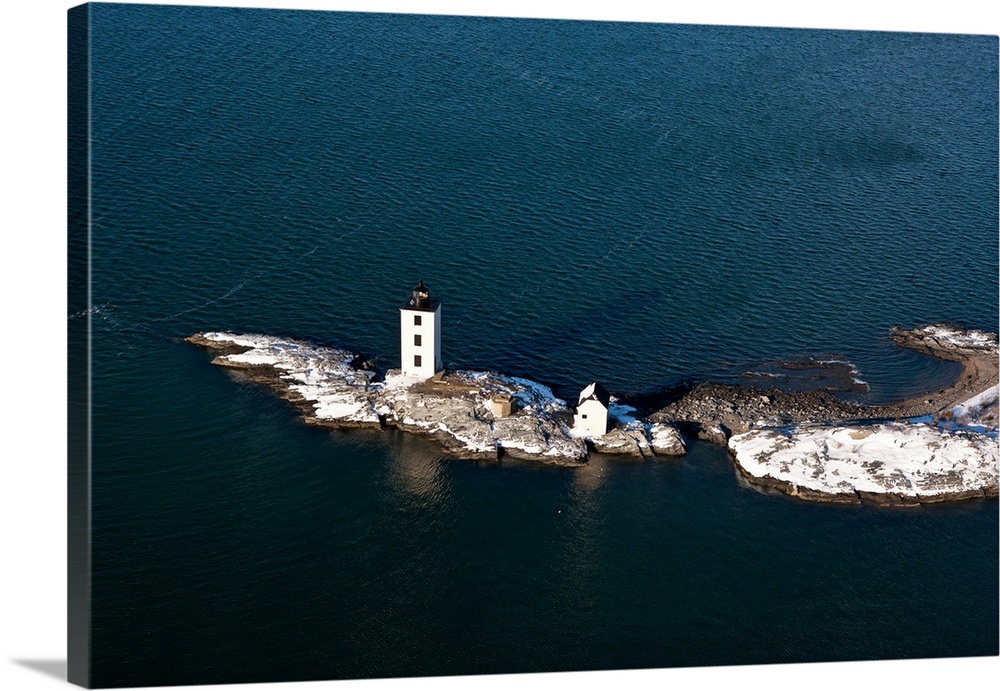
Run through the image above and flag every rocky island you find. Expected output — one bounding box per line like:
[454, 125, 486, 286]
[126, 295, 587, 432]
[184, 331, 685, 466]
[187, 320, 997, 506]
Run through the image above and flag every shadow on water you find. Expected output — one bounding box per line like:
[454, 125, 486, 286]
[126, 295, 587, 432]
[457, 287, 682, 396]
[616, 380, 697, 417]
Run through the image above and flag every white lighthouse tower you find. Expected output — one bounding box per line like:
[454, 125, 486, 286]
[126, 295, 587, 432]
[400, 279, 442, 379]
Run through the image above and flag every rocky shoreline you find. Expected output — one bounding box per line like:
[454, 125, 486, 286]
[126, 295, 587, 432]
[187, 323, 998, 505]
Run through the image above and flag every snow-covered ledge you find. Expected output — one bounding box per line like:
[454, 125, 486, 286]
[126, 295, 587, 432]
[729, 422, 998, 505]
[187, 332, 592, 465]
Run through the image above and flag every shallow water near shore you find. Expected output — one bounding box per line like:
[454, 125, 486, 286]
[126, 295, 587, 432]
[83, 6, 998, 687]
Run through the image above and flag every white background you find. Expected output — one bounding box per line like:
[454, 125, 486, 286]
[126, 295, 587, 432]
[2, 2, 997, 690]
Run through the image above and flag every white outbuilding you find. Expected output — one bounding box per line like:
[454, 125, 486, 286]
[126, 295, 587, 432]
[400, 279, 442, 379]
[574, 382, 611, 437]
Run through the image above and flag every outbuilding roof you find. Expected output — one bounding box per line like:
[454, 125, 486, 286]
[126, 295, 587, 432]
[578, 382, 611, 408]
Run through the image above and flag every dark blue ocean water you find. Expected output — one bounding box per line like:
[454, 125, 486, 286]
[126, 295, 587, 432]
[82, 4, 998, 687]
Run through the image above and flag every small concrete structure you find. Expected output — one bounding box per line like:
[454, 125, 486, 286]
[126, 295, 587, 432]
[574, 382, 611, 437]
[490, 393, 514, 418]
[399, 279, 442, 380]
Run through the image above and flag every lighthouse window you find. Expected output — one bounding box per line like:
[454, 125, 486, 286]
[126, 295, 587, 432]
[414, 355, 422, 367]
[414, 315, 422, 325]
[414, 334, 422, 346]
[581, 414, 588, 419]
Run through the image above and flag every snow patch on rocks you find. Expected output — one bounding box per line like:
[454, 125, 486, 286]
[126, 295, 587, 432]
[729, 422, 998, 503]
[201, 332, 380, 425]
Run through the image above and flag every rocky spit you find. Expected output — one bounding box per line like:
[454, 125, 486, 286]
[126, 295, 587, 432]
[647, 323, 997, 505]
[185, 332, 685, 466]
[649, 324, 999, 442]
[187, 323, 998, 505]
